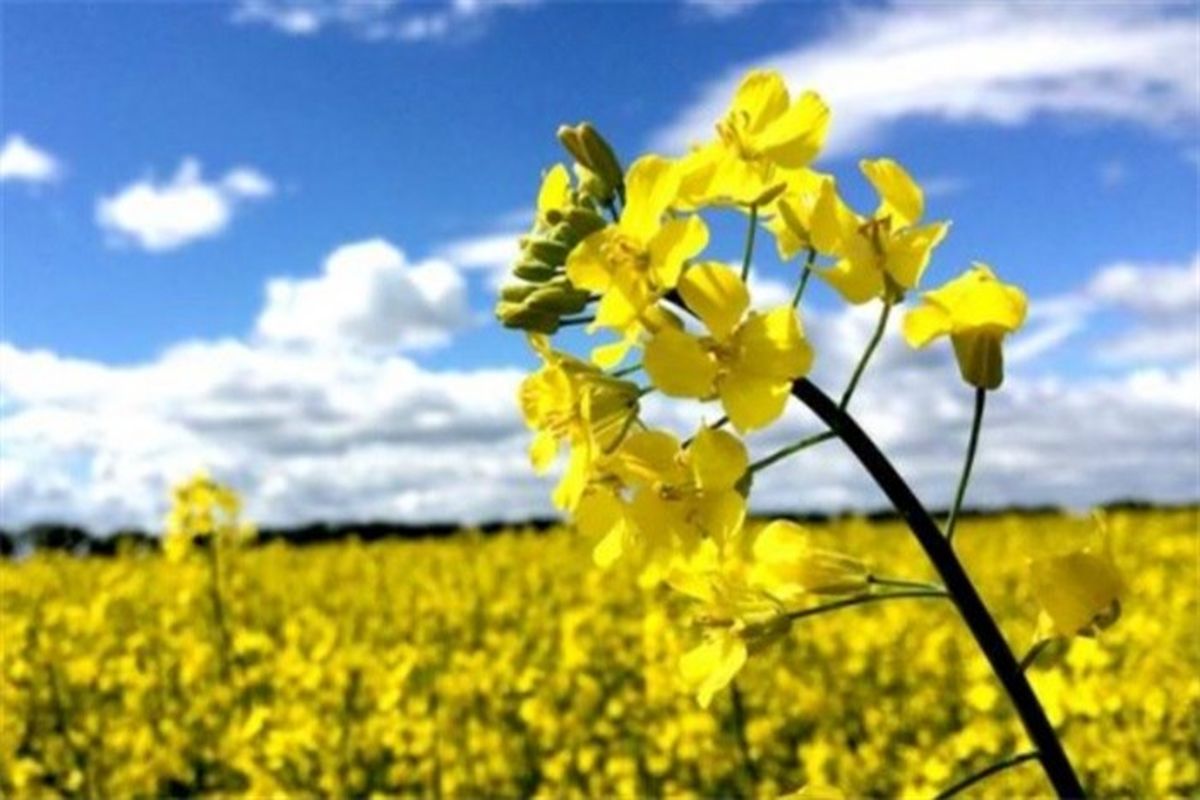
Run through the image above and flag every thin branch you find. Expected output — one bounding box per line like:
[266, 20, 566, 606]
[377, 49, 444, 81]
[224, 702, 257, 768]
[934, 751, 1042, 800]
[945, 387, 987, 543]
[840, 299, 892, 411]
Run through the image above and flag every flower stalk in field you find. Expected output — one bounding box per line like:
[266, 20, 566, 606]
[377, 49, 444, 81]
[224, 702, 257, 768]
[497, 68, 1121, 798]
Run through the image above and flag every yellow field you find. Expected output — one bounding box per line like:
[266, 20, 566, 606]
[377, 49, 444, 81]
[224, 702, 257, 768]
[2, 508, 1196, 798]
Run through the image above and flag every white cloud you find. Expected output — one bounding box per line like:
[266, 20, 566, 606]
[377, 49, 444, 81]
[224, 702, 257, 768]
[256, 238, 471, 351]
[436, 229, 521, 289]
[231, 0, 540, 43]
[96, 158, 275, 252]
[0, 134, 62, 184]
[651, 2, 1198, 157]
[1086, 254, 1200, 365]
[1, 251, 1196, 533]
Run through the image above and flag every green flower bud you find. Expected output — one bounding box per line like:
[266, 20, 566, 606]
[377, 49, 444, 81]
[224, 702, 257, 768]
[565, 207, 608, 239]
[499, 283, 540, 303]
[524, 284, 591, 315]
[556, 124, 591, 168]
[496, 301, 560, 334]
[577, 123, 624, 198]
[525, 237, 571, 266]
[513, 261, 558, 283]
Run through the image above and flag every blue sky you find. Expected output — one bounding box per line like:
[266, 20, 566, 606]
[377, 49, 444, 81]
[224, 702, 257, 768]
[1, 0, 1197, 530]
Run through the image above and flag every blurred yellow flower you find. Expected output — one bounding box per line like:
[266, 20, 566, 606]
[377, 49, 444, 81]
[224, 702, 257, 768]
[1029, 514, 1126, 639]
[643, 263, 813, 431]
[566, 156, 707, 335]
[163, 471, 252, 561]
[902, 263, 1028, 390]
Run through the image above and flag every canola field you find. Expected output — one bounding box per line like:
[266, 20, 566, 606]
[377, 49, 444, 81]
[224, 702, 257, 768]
[1, 508, 1197, 799]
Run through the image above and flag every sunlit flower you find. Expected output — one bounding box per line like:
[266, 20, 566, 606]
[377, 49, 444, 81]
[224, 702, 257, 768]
[678, 69, 830, 207]
[566, 156, 707, 335]
[902, 263, 1028, 390]
[643, 263, 813, 431]
[808, 159, 950, 303]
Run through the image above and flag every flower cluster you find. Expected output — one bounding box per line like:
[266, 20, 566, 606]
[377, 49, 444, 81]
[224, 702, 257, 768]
[498, 68, 1124, 717]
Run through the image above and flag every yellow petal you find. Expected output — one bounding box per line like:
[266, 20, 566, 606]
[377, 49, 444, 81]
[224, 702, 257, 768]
[552, 444, 591, 512]
[680, 633, 748, 709]
[591, 337, 635, 370]
[902, 303, 952, 348]
[734, 307, 814, 380]
[861, 158, 923, 228]
[719, 369, 791, 432]
[730, 70, 789, 133]
[621, 155, 679, 243]
[537, 163, 571, 217]
[593, 280, 644, 332]
[756, 90, 831, 169]
[1029, 548, 1125, 638]
[644, 328, 719, 398]
[808, 179, 858, 255]
[688, 426, 749, 491]
[617, 429, 684, 487]
[529, 431, 558, 474]
[648, 215, 709, 291]
[678, 262, 749, 341]
[820, 256, 885, 305]
[565, 229, 614, 292]
[884, 220, 950, 290]
[692, 490, 747, 546]
[577, 491, 629, 568]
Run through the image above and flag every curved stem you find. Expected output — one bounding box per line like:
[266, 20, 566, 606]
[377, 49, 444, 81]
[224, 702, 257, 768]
[729, 681, 759, 789]
[748, 430, 835, 473]
[792, 248, 816, 308]
[840, 298, 892, 410]
[945, 387, 986, 542]
[740, 204, 759, 283]
[790, 378, 1086, 799]
[559, 315, 594, 327]
[611, 362, 642, 378]
[867, 574, 944, 593]
[934, 750, 1041, 800]
[784, 588, 948, 623]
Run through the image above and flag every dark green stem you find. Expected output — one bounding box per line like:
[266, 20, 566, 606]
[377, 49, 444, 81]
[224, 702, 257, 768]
[784, 588, 948, 623]
[559, 315, 594, 327]
[740, 205, 758, 283]
[934, 750, 1041, 800]
[840, 298, 892, 410]
[729, 681, 760, 789]
[748, 430, 835, 473]
[790, 378, 1086, 799]
[945, 387, 986, 543]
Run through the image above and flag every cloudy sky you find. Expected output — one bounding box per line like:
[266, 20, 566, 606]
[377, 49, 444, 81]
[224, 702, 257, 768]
[1, 0, 1197, 532]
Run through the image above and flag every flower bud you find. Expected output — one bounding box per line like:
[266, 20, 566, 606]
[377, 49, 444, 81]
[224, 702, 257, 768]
[564, 207, 608, 239]
[496, 301, 560, 334]
[524, 283, 591, 315]
[500, 283, 540, 303]
[525, 237, 571, 266]
[513, 261, 558, 283]
[577, 123, 624, 199]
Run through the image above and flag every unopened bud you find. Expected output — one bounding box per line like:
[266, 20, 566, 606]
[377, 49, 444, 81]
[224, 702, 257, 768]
[565, 207, 608, 238]
[524, 284, 591, 315]
[577, 123, 624, 197]
[513, 261, 558, 283]
[496, 301, 560, 334]
[525, 237, 571, 266]
[500, 283, 540, 303]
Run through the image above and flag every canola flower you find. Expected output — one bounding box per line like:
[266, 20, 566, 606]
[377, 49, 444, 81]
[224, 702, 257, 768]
[1, 510, 1195, 798]
[491, 67, 1138, 797]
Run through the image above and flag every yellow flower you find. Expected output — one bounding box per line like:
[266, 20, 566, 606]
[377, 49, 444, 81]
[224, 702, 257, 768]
[809, 159, 950, 303]
[618, 425, 749, 560]
[1029, 513, 1126, 639]
[902, 263, 1028, 390]
[566, 156, 708, 335]
[643, 263, 813, 432]
[767, 169, 833, 260]
[749, 520, 869, 600]
[679, 630, 748, 709]
[678, 69, 831, 207]
[519, 334, 641, 510]
[163, 471, 253, 560]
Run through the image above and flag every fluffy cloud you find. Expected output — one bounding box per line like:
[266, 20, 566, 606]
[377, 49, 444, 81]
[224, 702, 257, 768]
[1086, 254, 1199, 364]
[651, 3, 1198, 156]
[256, 238, 471, 351]
[0, 134, 62, 184]
[96, 159, 275, 252]
[2, 251, 1196, 533]
[231, 0, 540, 43]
